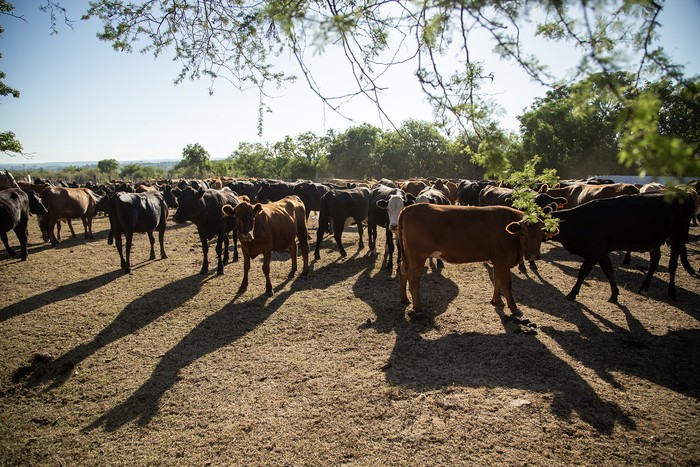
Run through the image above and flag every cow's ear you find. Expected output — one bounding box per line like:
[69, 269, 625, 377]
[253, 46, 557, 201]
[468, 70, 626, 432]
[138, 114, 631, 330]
[406, 193, 416, 204]
[196, 188, 206, 199]
[253, 203, 264, 214]
[238, 195, 250, 203]
[376, 199, 389, 209]
[171, 187, 181, 198]
[222, 204, 236, 217]
[505, 221, 522, 235]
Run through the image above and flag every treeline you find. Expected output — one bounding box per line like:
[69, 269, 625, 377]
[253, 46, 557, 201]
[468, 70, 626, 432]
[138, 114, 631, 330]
[12, 73, 700, 183]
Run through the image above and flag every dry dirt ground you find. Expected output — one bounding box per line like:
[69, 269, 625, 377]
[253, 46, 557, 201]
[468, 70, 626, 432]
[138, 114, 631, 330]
[0, 213, 699, 465]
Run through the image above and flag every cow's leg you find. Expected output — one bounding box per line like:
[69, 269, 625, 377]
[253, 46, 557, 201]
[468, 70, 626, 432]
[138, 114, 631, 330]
[566, 257, 598, 301]
[16, 224, 28, 261]
[288, 241, 298, 279]
[238, 249, 250, 293]
[55, 221, 62, 241]
[668, 243, 681, 299]
[114, 232, 126, 271]
[124, 232, 134, 273]
[222, 232, 230, 265]
[495, 266, 521, 315]
[598, 254, 620, 303]
[48, 218, 59, 245]
[399, 259, 410, 305]
[356, 217, 365, 250]
[679, 243, 698, 277]
[147, 231, 156, 260]
[314, 222, 326, 260]
[263, 250, 273, 296]
[298, 228, 310, 276]
[199, 232, 210, 274]
[385, 227, 394, 272]
[517, 260, 526, 274]
[490, 266, 505, 307]
[158, 224, 167, 260]
[215, 233, 225, 275]
[231, 232, 239, 262]
[1, 231, 15, 256]
[368, 222, 376, 251]
[333, 220, 347, 257]
[407, 260, 426, 314]
[81, 217, 90, 239]
[66, 219, 77, 238]
[638, 248, 660, 295]
[85, 216, 94, 239]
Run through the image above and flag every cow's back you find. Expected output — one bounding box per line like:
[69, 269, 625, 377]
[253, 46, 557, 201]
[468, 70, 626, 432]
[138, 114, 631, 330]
[553, 193, 693, 256]
[256, 196, 306, 253]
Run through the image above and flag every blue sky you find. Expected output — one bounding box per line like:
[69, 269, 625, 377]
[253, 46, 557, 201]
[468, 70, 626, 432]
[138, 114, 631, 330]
[1, 1, 699, 164]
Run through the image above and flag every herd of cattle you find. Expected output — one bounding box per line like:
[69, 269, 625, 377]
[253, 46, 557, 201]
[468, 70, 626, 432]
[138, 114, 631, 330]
[1, 170, 698, 323]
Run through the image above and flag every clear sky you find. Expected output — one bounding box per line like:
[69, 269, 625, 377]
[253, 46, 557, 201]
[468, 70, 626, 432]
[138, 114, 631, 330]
[1, 1, 698, 164]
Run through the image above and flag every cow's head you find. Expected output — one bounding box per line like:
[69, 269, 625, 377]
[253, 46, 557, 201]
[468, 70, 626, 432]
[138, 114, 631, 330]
[27, 191, 48, 216]
[172, 187, 205, 223]
[505, 218, 545, 261]
[223, 201, 263, 243]
[376, 193, 414, 232]
[162, 185, 180, 209]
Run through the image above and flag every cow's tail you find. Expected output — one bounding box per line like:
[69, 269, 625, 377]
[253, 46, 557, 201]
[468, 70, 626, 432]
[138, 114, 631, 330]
[317, 191, 334, 235]
[397, 207, 409, 276]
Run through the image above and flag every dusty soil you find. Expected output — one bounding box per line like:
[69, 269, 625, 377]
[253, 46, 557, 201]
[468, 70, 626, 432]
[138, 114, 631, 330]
[0, 213, 699, 465]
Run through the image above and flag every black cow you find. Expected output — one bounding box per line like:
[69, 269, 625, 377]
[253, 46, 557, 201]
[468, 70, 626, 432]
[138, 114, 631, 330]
[0, 189, 47, 260]
[457, 180, 496, 205]
[108, 191, 168, 273]
[415, 187, 451, 205]
[172, 187, 240, 275]
[479, 185, 567, 211]
[369, 185, 412, 272]
[550, 193, 698, 302]
[314, 187, 371, 260]
[226, 180, 261, 202]
[256, 181, 297, 203]
[292, 182, 332, 220]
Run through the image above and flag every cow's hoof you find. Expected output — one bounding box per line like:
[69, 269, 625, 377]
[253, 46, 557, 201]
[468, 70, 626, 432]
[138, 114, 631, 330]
[518, 264, 526, 274]
[314, 254, 321, 261]
[200, 269, 209, 275]
[265, 288, 273, 297]
[217, 270, 224, 276]
[161, 254, 167, 259]
[510, 309, 524, 318]
[565, 293, 577, 301]
[490, 299, 504, 307]
[20, 256, 28, 262]
[607, 296, 618, 303]
[149, 254, 156, 260]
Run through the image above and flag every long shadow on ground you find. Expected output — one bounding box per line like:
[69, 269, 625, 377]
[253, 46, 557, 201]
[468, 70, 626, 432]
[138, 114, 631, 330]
[84, 254, 373, 432]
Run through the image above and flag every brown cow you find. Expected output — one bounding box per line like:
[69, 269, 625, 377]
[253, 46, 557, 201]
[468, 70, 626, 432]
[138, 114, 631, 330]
[222, 195, 309, 296]
[38, 187, 100, 245]
[400, 179, 428, 197]
[398, 204, 544, 319]
[541, 182, 639, 208]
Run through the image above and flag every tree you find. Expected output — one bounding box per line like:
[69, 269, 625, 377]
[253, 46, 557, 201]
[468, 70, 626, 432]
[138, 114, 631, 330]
[97, 158, 120, 177]
[0, 1, 22, 156]
[120, 163, 164, 181]
[327, 124, 382, 179]
[174, 143, 211, 178]
[82, 0, 688, 179]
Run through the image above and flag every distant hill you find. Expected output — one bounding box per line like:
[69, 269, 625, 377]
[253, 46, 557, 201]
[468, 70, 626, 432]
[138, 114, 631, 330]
[0, 159, 180, 171]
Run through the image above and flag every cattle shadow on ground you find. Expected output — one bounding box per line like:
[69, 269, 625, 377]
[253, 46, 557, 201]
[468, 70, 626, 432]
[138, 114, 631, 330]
[0, 269, 122, 323]
[13, 273, 205, 390]
[384, 319, 635, 434]
[352, 264, 458, 334]
[84, 255, 373, 432]
[541, 306, 700, 401]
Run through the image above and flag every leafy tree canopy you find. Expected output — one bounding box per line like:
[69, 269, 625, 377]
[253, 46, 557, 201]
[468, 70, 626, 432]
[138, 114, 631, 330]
[97, 158, 119, 174]
[174, 143, 211, 178]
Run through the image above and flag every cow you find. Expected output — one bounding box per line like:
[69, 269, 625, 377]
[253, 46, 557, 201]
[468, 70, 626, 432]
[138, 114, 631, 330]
[314, 186, 371, 260]
[256, 181, 297, 203]
[399, 179, 428, 197]
[398, 203, 545, 320]
[0, 170, 19, 190]
[292, 182, 332, 220]
[38, 187, 101, 245]
[368, 185, 413, 272]
[415, 186, 451, 205]
[172, 187, 241, 275]
[550, 193, 698, 302]
[222, 195, 309, 296]
[226, 180, 261, 202]
[105, 191, 168, 273]
[541, 182, 639, 209]
[0, 189, 47, 260]
[479, 185, 567, 211]
[457, 180, 496, 206]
